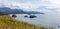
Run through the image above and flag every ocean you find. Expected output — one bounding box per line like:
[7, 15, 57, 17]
[10, 13, 60, 29]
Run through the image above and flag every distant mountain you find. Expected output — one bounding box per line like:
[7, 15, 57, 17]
[0, 7, 28, 14]
[0, 7, 44, 14]
[27, 11, 44, 14]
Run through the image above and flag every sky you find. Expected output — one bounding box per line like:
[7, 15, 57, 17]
[0, 0, 60, 12]
[1, 0, 60, 28]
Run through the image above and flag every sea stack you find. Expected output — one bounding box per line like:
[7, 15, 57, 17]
[29, 15, 36, 18]
[12, 14, 17, 18]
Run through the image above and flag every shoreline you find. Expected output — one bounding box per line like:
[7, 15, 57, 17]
[0, 15, 53, 29]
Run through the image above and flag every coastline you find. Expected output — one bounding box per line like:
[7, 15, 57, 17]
[0, 15, 53, 29]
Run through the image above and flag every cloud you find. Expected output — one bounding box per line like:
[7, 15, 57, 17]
[0, 0, 60, 12]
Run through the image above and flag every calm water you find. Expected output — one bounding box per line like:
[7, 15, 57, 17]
[10, 13, 60, 29]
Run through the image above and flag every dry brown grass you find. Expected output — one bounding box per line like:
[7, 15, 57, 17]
[0, 15, 54, 29]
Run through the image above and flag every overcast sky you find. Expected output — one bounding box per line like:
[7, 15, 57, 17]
[0, 0, 60, 12]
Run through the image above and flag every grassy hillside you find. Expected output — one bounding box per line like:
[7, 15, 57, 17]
[0, 15, 53, 29]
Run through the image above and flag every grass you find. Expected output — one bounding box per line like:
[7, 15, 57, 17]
[0, 15, 54, 29]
